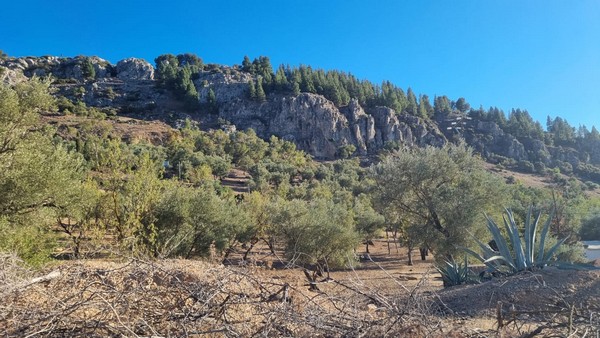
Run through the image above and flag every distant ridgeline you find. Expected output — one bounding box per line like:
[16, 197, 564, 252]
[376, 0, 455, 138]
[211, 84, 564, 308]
[1, 52, 599, 183]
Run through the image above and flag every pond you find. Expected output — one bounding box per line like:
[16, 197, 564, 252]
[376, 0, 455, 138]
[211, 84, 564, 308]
[582, 240, 600, 261]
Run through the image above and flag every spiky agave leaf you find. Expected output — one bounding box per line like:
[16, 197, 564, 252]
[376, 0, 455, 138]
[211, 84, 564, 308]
[536, 208, 555, 265]
[524, 207, 541, 268]
[485, 214, 515, 268]
[504, 209, 527, 271]
[466, 207, 570, 276]
[463, 235, 516, 273]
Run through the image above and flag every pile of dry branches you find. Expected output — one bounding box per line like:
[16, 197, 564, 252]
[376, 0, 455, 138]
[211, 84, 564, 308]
[0, 258, 447, 337]
[3, 255, 596, 337]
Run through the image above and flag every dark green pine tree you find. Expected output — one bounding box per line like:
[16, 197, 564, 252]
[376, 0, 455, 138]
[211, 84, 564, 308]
[242, 55, 253, 73]
[590, 126, 600, 141]
[292, 79, 301, 96]
[405, 87, 418, 115]
[155, 54, 179, 88]
[418, 94, 433, 118]
[454, 97, 470, 113]
[433, 95, 452, 117]
[207, 88, 217, 113]
[81, 58, 96, 80]
[175, 66, 199, 109]
[248, 79, 257, 99]
[274, 65, 289, 91]
[256, 77, 266, 101]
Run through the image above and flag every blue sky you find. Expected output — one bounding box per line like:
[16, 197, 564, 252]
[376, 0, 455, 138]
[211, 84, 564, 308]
[1, 0, 598, 129]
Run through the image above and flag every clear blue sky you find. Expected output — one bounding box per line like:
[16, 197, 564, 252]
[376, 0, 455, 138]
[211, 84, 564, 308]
[1, 0, 598, 129]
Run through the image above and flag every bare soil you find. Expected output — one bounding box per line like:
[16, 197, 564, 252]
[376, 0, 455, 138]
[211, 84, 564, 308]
[43, 115, 174, 145]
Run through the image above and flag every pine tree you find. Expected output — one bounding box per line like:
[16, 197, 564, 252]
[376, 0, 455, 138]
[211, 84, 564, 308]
[242, 55, 252, 73]
[418, 94, 433, 118]
[81, 58, 95, 80]
[207, 88, 216, 105]
[207, 88, 217, 113]
[454, 97, 470, 113]
[434, 95, 452, 117]
[248, 80, 256, 99]
[292, 79, 301, 96]
[155, 54, 179, 88]
[275, 65, 288, 91]
[256, 77, 266, 102]
[406, 87, 418, 115]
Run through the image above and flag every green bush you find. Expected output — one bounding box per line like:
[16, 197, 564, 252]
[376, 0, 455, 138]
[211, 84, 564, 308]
[557, 161, 573, 175]
[271, 198, 359, 269]
[533, 161, 546, 174]
[517, 160, 534, 173]
[81, 58, 95, 80]
[0, 217, 56, 268]
[580, 214, 600, 240]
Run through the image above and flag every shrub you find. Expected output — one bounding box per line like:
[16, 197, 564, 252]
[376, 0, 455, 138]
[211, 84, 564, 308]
[585, 181, 599, 190]
[337, 144, 356, 159]
[557, 161, 573, 175]
[0, 217, 56, 268]
[533, 161, 546, 175]
[580, 214, 600, 241]
[517, 160, 534, 173]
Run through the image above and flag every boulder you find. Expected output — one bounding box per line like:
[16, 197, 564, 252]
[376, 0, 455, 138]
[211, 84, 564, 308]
[116, 58, 154, 80]
[0, 66, 27, 85]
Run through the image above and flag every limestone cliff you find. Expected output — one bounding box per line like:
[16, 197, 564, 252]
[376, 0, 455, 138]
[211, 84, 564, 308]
[194, 69, 446, 159]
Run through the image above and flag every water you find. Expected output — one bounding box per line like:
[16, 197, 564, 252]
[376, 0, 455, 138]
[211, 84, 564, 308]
[582, 240, 600, 260]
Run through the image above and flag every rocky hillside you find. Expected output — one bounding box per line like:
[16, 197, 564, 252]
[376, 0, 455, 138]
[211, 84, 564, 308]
[0, 55, 446, 159]
[2, 54, 599, 182]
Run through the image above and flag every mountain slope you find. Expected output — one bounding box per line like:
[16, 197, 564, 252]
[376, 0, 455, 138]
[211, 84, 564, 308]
[2, 53, 599, 184]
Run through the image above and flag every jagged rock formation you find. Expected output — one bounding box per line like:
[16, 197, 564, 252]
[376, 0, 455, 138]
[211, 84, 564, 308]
[0, 55, 154, 83]
[115, 58, 154, 81]
[463, 120, 527, 161]
[195, 70, 446, 159]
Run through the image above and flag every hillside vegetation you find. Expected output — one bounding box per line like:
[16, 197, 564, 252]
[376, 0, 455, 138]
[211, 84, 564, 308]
[1, 51, 600, 337]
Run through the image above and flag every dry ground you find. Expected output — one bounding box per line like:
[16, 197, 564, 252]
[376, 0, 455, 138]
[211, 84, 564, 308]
[2, 240, 599, 337]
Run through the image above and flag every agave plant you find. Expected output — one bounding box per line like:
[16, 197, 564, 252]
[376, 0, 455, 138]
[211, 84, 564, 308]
[464, 207, 568, 275]
[436, 256, 479, 287]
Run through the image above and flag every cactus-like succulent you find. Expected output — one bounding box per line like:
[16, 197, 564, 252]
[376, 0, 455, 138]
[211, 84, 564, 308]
[436, 256, 479, 287]
[464, 207, 567, 275]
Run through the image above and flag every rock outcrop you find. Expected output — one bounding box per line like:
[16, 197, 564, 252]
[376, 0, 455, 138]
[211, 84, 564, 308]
[0, 56, 113, 82]
[116, 58, 154, 81]
[0, 66, 26, 85]
[463, 120, 527, 161]
[195, 68, 253, 103]
[216, 91, 446, 159]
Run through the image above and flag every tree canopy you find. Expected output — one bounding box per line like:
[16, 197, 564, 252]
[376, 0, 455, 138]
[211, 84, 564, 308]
[371, 144, 507, 257]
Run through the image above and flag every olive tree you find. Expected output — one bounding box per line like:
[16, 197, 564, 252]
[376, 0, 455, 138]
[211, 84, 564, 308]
[353, 194, 385, 254]
[0, 78, 87, 265]
[153, 182, 250, 259]
[371, 144, 506, 258]
[270, 197, 359, 270]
